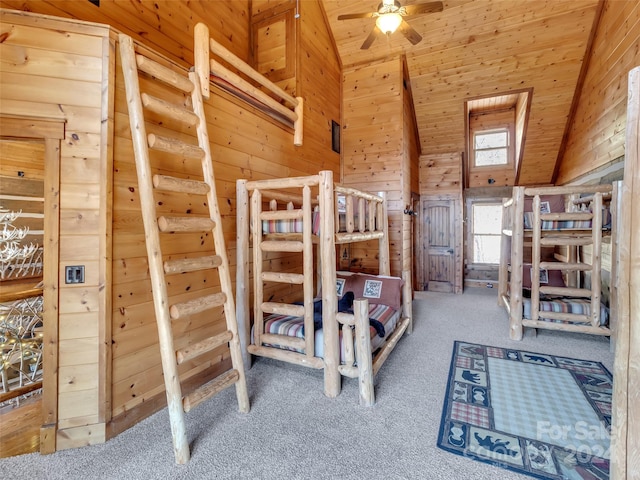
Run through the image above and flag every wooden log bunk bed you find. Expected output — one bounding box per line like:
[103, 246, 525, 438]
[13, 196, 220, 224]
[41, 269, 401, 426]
[498, 184, 619, 341]
[236, 171, 412, 406]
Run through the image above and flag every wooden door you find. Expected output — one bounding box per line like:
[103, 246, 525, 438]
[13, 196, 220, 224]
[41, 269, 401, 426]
[422, 197, 461, 293]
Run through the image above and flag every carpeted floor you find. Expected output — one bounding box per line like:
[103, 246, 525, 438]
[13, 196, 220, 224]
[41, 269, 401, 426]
[0, 288, 614, 479]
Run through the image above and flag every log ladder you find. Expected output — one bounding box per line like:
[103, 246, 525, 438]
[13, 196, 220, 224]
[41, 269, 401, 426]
[118, 34, 249, 464]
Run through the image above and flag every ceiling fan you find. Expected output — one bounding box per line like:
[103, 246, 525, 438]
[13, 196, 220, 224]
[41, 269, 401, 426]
[337, 0, 443, 49]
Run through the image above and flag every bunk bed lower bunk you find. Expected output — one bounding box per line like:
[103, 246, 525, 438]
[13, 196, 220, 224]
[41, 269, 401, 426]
[236, 170, 412, 406]
[498, 184, 618, 341]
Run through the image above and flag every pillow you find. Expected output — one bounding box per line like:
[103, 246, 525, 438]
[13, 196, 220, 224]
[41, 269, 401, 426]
[343, 273, 404, 310]
[336, 271, 354, 298]
[523, 194, 565, 213]
[522, 264, 565, 289]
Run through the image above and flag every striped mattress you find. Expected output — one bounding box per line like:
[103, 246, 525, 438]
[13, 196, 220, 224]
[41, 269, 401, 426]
[261, 303, 400, 361]
[523, 297, 609, 326]
[523, 209, 611, 230]
[262, 212, 374, 235]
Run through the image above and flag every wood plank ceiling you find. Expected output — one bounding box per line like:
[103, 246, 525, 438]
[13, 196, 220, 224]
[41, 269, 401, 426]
[322, 0, 601, 185]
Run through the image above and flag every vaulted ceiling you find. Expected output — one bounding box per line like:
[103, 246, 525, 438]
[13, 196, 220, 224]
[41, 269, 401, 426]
[321, 0, 601, 185]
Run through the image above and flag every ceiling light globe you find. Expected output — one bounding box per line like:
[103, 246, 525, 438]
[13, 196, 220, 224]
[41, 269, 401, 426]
[376, 12, 402, 34]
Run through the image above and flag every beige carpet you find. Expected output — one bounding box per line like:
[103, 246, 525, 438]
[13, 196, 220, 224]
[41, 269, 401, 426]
[0, 288, 614, 479]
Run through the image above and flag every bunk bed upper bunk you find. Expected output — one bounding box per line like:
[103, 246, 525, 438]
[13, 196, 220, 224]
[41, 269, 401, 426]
[236, 170, 412, 406]
[498, 184, 618, 341]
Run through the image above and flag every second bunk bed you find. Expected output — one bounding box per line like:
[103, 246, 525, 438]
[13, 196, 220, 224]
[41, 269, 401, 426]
[236, 170, 412, 406]
[498, 184, 619, 341]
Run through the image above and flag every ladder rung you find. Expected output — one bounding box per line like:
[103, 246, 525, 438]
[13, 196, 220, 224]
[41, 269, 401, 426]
[540, 237, 593, 246]
[182, 369, 239, 413]
[540, 212, 593, 221]
[539, 286, 592, 297]
[164, 255, 222, 274]
[153, 174, 210, 194]
[262, 302, 305, 317]
[176, 330, 233, 364]
[261, 272, 304, 284]
[539, 262, 591, 271]
[158, 215, 215, 233]
[135, 54, 194, 93]
[141, 93, 199, 127]
[260, 209, 304, 221]
[148, 133, 205, 159]
[260, 333, 305, 350]
[170, 292, 227, 320]
[261, 240, 303, 252]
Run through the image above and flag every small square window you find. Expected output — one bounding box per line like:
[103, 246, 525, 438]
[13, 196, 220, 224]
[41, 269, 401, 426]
[473, 129, 509, 167]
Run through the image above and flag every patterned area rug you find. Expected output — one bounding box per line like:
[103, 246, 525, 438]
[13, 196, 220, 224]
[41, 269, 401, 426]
[437, 341, 612, 479]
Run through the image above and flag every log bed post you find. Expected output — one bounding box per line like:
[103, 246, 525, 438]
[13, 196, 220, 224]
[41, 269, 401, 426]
[251, 189, 264, 350]
[302, 185, 315, 356]
[353, 298, 374, 406]
[319, 171, 340, 398]
[531, 195, 542, 323]
[378, 191, 391, 276]
[498, 197, 512, 307]
[509, 187, 525, 340]
[590, 192, 603, 327]
[236, 180, 251, 368]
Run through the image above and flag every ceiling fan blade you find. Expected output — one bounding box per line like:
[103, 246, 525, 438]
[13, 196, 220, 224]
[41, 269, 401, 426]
[399, 20, 422, 45]
[337, 12, 376, 20]
[403, 1, 444, 16]
[361, 25, 382, 50]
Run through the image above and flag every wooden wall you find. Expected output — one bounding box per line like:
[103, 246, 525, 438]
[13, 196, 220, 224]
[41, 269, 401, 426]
[1, 0, 341, 447]
[403, 59, 420, 284]
[0, 10, 112, 450]
[557, 0, 640, 184]
[0, 0, 250, 69]
[342, 57, 408, 276]
[419, 153, 462, 196]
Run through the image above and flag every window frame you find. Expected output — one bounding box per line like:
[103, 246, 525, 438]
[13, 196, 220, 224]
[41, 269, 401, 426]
[467, 200, 503, 266]
[470, 122, 515, 170]
[472, 128, 511, 167]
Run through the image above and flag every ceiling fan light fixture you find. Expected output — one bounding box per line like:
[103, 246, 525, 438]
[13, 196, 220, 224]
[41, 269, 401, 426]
[376, 12, 403, 34]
